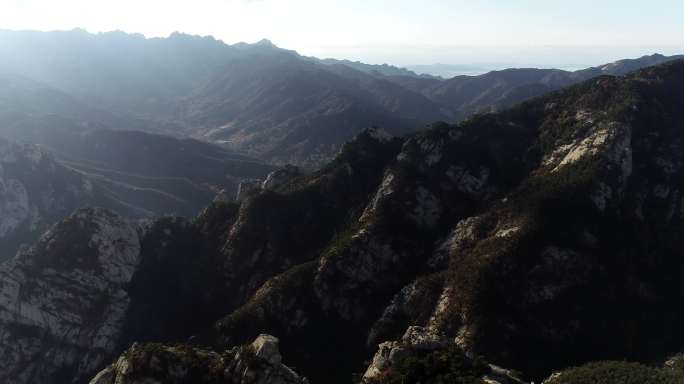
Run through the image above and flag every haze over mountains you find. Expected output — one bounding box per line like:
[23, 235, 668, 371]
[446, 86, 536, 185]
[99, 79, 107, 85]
[1, 26, 684, 384]
[1, 29, 681, 168]
[0, 29, 681, 262]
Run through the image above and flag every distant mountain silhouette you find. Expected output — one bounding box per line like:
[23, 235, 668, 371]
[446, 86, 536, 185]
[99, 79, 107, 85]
[0, 29, 681, 169]
[393, 53, 684, 117]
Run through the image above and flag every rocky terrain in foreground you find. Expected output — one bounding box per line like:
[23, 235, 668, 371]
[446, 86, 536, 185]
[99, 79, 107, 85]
[89, 335, 308, 384]
[1, 60, 684, 383]
[0, 208, 142, 383]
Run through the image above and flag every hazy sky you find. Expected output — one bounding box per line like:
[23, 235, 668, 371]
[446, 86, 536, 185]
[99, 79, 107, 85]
[1, 0, 683, 68]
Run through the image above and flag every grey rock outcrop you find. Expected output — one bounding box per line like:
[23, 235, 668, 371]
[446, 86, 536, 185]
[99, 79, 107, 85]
[364, 326, 526, 384]
[363, 326, 448, 380]
[235, 166, 301, 202]
[235, 179, 263, 201]
[262, 165, 301, 191]
[88, 334, 308, 384]
[251, 334, 283, 365]
[0, 138, 97, 260]
[214, 188, 235, 203]
[0, 208, 143, 384]
[483, 365, 527, 384]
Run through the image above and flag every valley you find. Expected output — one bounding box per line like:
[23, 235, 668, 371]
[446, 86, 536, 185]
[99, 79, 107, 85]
[0, 24, 683, 384]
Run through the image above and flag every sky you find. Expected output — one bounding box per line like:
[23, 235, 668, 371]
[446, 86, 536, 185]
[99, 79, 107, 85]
[1, 0, 683, 71]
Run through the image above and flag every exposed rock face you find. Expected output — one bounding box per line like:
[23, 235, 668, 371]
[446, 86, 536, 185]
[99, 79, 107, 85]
[366, 127, 394, 143]
[366, 276, 447, 348]
[483, 366, 528, 384]
[235, 180, 263, 201]
[0, 208, 142, 384]
[0, 138, 98, 260]
[88, 335, 308, 384]
[214, 188, 235, 203]
[363, 326, 448, 380]
[363, 326, 526, 384]
[234, 165, 301, 202]
[262, 165, 301, 191]
[0, 133, 275, 261]
[251, 334, 283, 365]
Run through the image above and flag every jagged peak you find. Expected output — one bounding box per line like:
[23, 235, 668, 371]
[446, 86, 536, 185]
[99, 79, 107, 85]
[366, 126, 394, 143]
[89, 334, 308, 384]
[20, 207, 141, 284]
[326, 127, 403, 171]
[254, 38, 276, 47]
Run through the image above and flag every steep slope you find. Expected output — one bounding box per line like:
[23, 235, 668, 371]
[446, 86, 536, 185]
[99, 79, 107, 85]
[0, 70, 178, 139]
[541, 359, 684, 384]
[200, 60, 684, 382]
[0, 66, 276, 218]
[0, 129, 404, 384]
[0, 114, 275, 215]
[88, 335, 308, 384]
[0, 138, 143, 260]
[178, 49, 451, 167]
[575, 53, 684, 78]
[0, 29, 239, 118]
[0, 72, 132, 130]
[3, 60, 684, 384]
[424, 68, 581, 115]
[0, 208, 143, 383]
[417, 53, 684, 117]
[0, 125, 273, 261]
[0, 30, 450, 167]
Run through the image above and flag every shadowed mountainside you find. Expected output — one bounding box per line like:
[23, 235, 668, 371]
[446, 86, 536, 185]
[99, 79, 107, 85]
[1, 60, 684, 383]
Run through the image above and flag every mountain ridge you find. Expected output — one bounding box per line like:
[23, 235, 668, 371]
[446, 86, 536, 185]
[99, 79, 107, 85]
[2, 29, 681, 168]
[1, 58, 684, 383]
[0, 126, 275, 260]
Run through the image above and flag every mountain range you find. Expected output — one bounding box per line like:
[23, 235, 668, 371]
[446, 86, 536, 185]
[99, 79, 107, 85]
[0, 29, 678, 261]
[0, 53, 683, 384]
[1, 29, 681, 168]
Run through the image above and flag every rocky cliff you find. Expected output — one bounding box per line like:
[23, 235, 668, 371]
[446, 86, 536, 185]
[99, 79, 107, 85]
[89, 335, 308, 384]
[0, 138, 134, 260]
[0, 208, 143, 383]
[0, 127, 275, 261]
